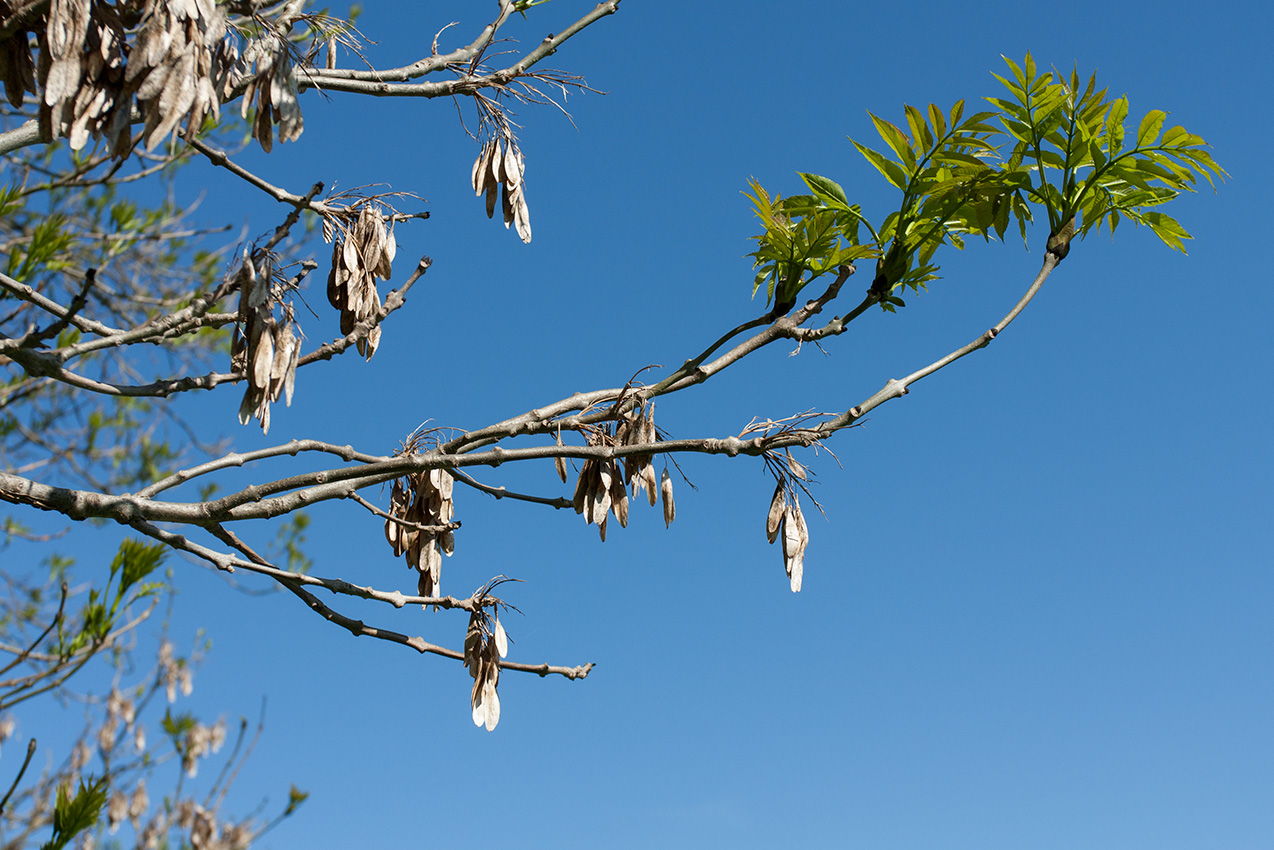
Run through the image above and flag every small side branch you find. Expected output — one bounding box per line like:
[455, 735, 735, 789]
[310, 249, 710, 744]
[817, 253, 1060, 434]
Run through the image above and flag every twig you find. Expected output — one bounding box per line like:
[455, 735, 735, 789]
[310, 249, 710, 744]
[0, 738, 36, 816]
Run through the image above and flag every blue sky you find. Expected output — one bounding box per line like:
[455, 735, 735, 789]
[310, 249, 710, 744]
[8, 1, 1274, 848]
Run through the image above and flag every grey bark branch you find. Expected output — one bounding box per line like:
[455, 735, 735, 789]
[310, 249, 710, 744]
[127, 518, 592, 679]
[299, 1, 621, 98]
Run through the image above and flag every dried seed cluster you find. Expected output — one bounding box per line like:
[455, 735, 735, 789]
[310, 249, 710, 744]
[128, 0, 236, 151]
[570, 407, 674, 540]
[237, 33, 302, 153]
[384, 468, 455, 600]
[765, 466, 810, 593]
[0, 3, 37, 110]
[230, 248, 300, 434]
[325, 204, 396, 359]
[464, 608, 508, 731]
[472, 134, 531, 243]
[0, 0, 301, 156]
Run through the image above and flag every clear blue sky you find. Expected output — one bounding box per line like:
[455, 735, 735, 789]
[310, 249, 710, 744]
[11, 1, 1273, 848]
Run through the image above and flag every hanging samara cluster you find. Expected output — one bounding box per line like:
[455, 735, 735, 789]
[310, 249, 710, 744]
[567, 406, 674, 540]
[472, 133, 531, 243]
[3, 0, 303, 157]
[231, 247, 300, 435]
[464, 606, 508, 731]
[325, 204, 396, 359]
[765, 462, 810, 593]
[384, 468, 455, 600]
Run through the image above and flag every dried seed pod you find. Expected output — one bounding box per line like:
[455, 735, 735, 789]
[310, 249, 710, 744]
[554, 430, 568, 483]
[766, 479, 786, 544]
[511, 184, 532, 244]
[473, 135, 532, 242]
[786, 450, 808, 481]
[250, 321, 274, 390]
[268, 322, 296, 403]
[610, 464, 629, 529]
[493, 617, 508, 659]
[501, 181, 514, 228]
[384, 481, 407, 553]
[592, 463, 613, 528]
[573, 460, 595, 514]
[466, 610, 504, 731]
[781, 497, 808, 593]
[489, 138, 504, 188]
[661, 468, 675, 528]
[641, 463, 659, 507]
[485, 173, 499, 219]
[472, 668, 500, 731]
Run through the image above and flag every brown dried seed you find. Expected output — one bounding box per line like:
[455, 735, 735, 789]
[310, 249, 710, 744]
[573, 460, 594, 514]
[473, 140, 494, 197]
[376, 224, 395, 279]
[781, 497, 808, 593]
[342, 232, 360, 275]
[554, 431, 568, 483]
[786, 450, 808, 481]
[493, 618, 508, 658]
[512, 190, 532, 244]
[283, 329, 299, 406]
[464, 613, 482, 670]
[592, 463, 613, 526]
[490, 138, 504, 185]
[504, 144, 522, 190]
[661, 468, 675, 528]
[610, 465, 629, 528]
[766, 479, 786, 544]
[268, 322, 295, 403]
[473, 674, 500, 731]
[436, 469, 454, 501]
[251, 323, 274, 389]
[642, 462, 658, 507]
[485, 178, 498, 219]
[237, 385, 261, 426]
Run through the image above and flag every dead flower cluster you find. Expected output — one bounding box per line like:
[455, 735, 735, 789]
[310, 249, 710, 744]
[384, 468, 455, 600]
[128, 0, 236, 151]
[230, 247, 300, 434]
[765, 454, 811, 592]
[236, 32, 303, 153]
[472, 133, 532, 243]
[325, 204, 396, 359]
[0, 0, 305, 156]
[570, 406, 674, 540]
[464, 606, 508, 731]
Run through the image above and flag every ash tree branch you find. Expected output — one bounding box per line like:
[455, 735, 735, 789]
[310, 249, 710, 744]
[299, 1, 622, 98]
[0, 258, 429, 401]
[126, 518, 591, 680]
[0, 270, 125, 338]
[816, 253, 1061, 434]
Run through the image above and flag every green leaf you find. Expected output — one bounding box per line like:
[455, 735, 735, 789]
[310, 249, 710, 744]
[42, 776, 110, 850]
[1003, 54, 1027, 89]
[905, 104, 934, 153]
[852, 141, 909, 190]
[869, 113, 916, 169]
[1135, 109, 1167, 148]
[798, 172, 848, 207]
[284, 785, 310, 817]
[1105, 96, 1128, 155]
[1140, 210, 1192, 252]
[111, 538, 167, 595]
